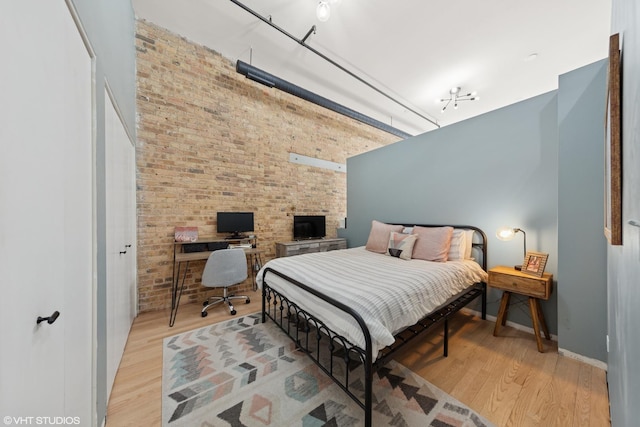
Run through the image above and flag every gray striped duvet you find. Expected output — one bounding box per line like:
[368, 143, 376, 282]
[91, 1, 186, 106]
[256, 246, 488, 356]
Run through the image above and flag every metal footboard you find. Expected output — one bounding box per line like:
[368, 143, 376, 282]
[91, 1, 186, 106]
[261, 267, 487, 427]
[261, 267, 375, 426]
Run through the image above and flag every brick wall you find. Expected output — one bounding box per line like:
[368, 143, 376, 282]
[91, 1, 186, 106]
[135, 20, 400, 312]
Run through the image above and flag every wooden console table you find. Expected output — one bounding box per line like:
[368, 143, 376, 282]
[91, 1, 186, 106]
[275, 238, 346, 257]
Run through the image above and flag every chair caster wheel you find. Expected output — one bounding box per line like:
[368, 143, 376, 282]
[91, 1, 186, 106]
[246, 299, 250, 304]
[203, 301, 208, 307]
[230, 310, 237, 315]
[201, 311, 208, 318]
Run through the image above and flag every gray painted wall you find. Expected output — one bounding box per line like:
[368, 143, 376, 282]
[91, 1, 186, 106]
[72, 0, 137, 132]
[340, 61, 609, 363]
[340, 91, 561, 333]
[557, 60, 608, 362]
[608, 0, 640, 424]
[69, 0, 137, 424]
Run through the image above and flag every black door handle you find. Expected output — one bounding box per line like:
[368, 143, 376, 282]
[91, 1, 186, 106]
[37, 311, 60, 325]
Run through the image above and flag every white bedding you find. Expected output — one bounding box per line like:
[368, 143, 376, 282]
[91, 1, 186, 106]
[256, 246, 488, 356]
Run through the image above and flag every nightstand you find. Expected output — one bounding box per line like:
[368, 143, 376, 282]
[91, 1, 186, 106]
[488, 265, 553, 352]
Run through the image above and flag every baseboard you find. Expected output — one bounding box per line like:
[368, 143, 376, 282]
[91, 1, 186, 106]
[461, 307, 557, 341]
[461, 308, 609, 371]
[558, 347, 608, 371]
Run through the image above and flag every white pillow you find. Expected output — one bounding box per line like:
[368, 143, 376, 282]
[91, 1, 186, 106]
[464, 229, 474, 259]
[447, 229, 467, 260]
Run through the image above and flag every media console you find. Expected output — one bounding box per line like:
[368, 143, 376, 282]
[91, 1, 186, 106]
[275, 238, 347, 258]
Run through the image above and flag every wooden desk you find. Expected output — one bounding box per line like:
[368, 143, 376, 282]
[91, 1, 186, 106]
[488, 266, 553, 352]
[169, 238, 263, 327]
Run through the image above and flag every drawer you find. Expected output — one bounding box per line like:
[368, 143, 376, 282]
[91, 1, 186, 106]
[488, 270, 550, 299]
[276, 238, 347, 257]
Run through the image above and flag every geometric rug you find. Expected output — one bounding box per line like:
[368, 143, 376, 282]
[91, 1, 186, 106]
[163, 313, 495, 427]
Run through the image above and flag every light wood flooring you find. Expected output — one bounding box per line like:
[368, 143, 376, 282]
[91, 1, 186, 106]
[106, 291, 610, 426]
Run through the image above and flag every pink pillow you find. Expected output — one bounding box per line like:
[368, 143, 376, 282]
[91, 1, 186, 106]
[411, 226, 454, 262]
[365, 220, 404, 253]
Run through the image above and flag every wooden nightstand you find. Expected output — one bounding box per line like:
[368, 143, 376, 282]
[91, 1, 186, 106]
[488, 266, 553, 352]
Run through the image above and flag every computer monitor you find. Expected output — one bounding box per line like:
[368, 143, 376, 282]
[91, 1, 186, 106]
[217, 212, 254, 239]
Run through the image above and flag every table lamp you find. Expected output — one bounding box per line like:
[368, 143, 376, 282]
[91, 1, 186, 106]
[496, 226, 526, 270]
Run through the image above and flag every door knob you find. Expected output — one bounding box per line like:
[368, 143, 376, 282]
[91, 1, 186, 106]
[37, 311, 60, 325]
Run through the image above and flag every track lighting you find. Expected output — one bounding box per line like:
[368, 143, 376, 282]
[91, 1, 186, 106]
[316, 1, 330, 22]
[316, 0, 341, 22]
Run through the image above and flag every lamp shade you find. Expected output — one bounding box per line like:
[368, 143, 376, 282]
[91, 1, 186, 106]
[496, 227, 517, 241]
[496, 226, 527, 269]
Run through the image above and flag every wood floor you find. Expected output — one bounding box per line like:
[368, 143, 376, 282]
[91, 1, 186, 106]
[106, 291, 611, 426]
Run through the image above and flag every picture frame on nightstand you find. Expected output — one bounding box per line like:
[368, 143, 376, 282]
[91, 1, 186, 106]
[522, 251, 548, 277]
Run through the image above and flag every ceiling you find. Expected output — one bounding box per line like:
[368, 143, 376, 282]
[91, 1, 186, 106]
[132, 0, 612, 137]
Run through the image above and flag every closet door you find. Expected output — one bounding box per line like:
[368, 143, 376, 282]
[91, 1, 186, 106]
[0, 0, 93, 421]
[105, 89, 137, 399]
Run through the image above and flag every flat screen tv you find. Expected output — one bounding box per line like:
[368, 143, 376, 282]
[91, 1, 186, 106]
[293, 215, 326, 240]
[217, 212, 254, 239]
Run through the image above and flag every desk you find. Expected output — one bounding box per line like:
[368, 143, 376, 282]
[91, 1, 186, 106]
[169, 238, 263, 327]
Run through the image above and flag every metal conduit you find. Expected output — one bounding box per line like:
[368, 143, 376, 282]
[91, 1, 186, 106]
[236, 60, 411, 139]
[229, 0, 440, 131]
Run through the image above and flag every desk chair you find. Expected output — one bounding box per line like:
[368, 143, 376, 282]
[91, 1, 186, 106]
[201, 248, 250, 317]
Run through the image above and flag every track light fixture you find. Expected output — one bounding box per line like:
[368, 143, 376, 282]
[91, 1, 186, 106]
[316, 0, 341, 22]
[316, 1, 330, 21]
[440, 87, 479, 113]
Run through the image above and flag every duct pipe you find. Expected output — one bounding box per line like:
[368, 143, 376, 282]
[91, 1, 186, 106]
[236, 60, 412, 139]
[229, 0, 439, 130]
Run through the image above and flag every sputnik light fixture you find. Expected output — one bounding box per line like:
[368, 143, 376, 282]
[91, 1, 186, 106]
[440, 87, 479, 113]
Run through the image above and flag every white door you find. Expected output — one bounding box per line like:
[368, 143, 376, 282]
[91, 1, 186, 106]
[0, 0, 93, 422]
[105, 89, 137, 398]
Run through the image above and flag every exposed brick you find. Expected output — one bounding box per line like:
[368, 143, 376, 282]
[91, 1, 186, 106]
[135, 19, 399, 313]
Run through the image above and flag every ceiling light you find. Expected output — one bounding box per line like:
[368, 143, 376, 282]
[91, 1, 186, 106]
[316, 1, 331, 22]
[440, 87, 479, 113]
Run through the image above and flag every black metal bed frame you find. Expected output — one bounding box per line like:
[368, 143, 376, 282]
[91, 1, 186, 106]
[260, 225, 487, 427]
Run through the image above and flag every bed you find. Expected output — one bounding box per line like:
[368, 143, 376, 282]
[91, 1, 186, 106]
[257, 224, 488, 427]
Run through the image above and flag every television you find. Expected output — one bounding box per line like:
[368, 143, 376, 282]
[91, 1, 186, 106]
[293, 215, 326, 240]
[217, 212, 254, 239]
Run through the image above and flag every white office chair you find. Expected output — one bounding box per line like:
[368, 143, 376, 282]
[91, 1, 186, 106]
[201, 248, 250, 317]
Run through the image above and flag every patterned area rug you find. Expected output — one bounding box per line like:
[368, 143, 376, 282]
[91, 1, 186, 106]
[163, 313, 494, 427]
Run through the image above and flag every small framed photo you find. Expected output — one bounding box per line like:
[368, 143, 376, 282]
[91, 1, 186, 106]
[522, 251, 548, 278]
[174, 226, 198, 242]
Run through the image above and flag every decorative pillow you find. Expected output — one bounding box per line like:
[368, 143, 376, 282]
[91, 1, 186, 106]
[365, 220, 404, 253]
[411, 226, 454, 262]
[447, 229, 468, 261]
[387, 232, 417, 260]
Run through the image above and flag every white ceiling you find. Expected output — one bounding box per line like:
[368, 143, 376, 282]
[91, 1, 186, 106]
[132, 0, 611, 136]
